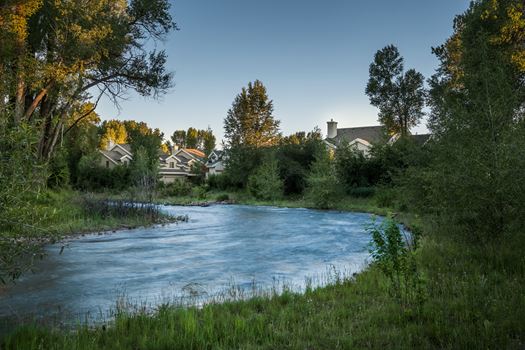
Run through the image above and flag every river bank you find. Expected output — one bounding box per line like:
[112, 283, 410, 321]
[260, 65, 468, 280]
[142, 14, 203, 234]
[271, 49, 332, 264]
[1, 190, 524, 349]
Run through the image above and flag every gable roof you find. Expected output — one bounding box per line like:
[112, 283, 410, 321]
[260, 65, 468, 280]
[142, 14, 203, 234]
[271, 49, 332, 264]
[327, 126, 386, 146]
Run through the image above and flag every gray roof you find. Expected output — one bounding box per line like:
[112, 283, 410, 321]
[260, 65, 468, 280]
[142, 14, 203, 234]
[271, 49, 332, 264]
[411, 134, 431, 146]
[327, 126, 386, 146]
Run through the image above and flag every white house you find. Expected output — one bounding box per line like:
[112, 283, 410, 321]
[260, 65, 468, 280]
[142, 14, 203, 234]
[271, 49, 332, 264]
[324, 119, 430, 155]
[205, 150, 226, 178]
[99, 143, 205, 183]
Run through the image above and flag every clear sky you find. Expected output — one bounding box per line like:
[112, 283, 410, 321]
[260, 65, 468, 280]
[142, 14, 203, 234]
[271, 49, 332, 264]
[97, 0, 470, 144]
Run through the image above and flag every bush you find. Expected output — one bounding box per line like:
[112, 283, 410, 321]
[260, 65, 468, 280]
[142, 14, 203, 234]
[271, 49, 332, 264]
[215, 194, 230, 202]
[375, 187, 397, 208]
[160, 179, 193, 197]
[367, 217, 424, 307]
[247, 158, 283, 201]
[207, 174, 232, 190]
[348, 187, 375, 198]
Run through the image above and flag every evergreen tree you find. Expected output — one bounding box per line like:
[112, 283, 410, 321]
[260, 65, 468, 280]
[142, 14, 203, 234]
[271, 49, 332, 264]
[224, 80, 280, 147]
[366, 45, 426, 136]
[305, 149, 340, 209]
[247, 157, 283, 201]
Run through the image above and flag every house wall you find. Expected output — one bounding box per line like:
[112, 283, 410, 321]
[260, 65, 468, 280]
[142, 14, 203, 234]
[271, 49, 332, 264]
[100, 157, 116, 169]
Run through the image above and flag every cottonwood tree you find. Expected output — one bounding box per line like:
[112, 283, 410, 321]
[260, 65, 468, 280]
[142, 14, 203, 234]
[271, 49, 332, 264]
[224, 80, 280, 148]
[0, 0, 176, 161]
[366, 45, 426, 136]
[415, 0, 525, 239]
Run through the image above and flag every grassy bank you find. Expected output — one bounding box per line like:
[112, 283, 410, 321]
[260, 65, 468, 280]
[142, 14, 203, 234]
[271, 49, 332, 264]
[2, 229, 524, 349]
[30, 190, 174, 237]
[1, 191, 524, 348]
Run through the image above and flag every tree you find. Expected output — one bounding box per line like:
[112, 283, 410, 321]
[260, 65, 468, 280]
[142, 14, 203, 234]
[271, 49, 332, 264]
[0, 0, 176, 161]
[202, 127, 217, 156]
[415, 0, 525, 240]
[186, 127, 199, 149]
[171, 130, 187, 148]
[305, 148, 340, 209]
[99, 120, 128, 149]
[247, 157, 283, 201]
[224, 80, 280, 147]
[366, 45, 426, 136]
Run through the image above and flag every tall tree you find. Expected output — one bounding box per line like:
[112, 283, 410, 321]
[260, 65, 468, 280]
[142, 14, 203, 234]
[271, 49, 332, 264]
[0, 0, 176, 161]
[224, 80, 280, 147]
[202, 127, 217, 155]
[186, 127, 199, 149]
[366, 45, 426, 136]
[171, 130, 187, 148]
[418, 0, 525, 239]
[99, 120, 128, 149]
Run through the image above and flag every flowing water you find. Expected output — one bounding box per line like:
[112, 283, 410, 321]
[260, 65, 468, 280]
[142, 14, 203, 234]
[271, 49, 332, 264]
[0, 204, 379, 325]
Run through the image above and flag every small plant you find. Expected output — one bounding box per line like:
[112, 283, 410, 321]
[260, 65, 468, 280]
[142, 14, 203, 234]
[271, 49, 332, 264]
[367, 216, 425, 308]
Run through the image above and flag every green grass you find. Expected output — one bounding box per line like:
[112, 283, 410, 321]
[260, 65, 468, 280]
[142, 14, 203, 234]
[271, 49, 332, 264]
[32, 190, 172, 237]
[2, 230, 524, 349]
[1, 190, 524, 349]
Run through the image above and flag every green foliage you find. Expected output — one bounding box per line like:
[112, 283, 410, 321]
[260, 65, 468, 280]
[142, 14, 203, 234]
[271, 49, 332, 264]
[0, 119, 48, 283]
[247, 158, 284, 201]
[366, 45, 426, 136]
[158, 179, 193, 197]
[224, 146, 264, 188]
[420, 0, 525, 240]
[335, 144, 381, 189]
[1, 0, 176, 161]
[276, 130, 324, 195]
[305, 150, 340, 209]
[46, 147, 70, 189]
[348, 187, 375, 198]
[224, 80, 280, 147]
[76, 154, 131, 191]
[206, 174, 233, 191]
[367, 217, 424, 306]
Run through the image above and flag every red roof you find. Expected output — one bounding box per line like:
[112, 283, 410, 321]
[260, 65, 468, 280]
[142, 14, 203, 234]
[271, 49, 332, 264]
[185, 148, 206, 158]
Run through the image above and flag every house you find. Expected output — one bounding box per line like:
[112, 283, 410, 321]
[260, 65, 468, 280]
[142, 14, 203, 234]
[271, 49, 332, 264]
[158, 148, 206, 183]
[99, 142, 133, 168]
[99, 143, 205, 183]
[205, 150, 226, 178]
[324, 119, 431, 155]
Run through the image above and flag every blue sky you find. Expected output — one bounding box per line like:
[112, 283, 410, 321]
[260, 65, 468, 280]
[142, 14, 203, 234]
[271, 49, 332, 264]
[97, 0, 470, 144]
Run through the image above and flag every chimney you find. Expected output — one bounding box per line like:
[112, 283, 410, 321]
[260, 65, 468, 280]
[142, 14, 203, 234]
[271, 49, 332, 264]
[107, 139, 115, 150]
[327, 118, 338, 139]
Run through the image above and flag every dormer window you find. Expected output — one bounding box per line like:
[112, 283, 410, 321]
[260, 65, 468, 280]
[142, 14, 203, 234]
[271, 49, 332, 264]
[169, 162, 175, 169]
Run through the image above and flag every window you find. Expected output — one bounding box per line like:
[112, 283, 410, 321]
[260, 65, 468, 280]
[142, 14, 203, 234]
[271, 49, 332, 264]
[106, 160, 110, 168]
[169, 162, 175, 169]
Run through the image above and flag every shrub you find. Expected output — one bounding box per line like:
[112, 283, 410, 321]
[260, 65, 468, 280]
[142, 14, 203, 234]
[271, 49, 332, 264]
[375, 187, 397, 208]
[216, 194, 230, 202]
[207, 174, 232, 190]
[160, 179, 193, 197]
[247, 158, 283, 201]
[348, 187, 375, 198]
[367, 216, 424, 307]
